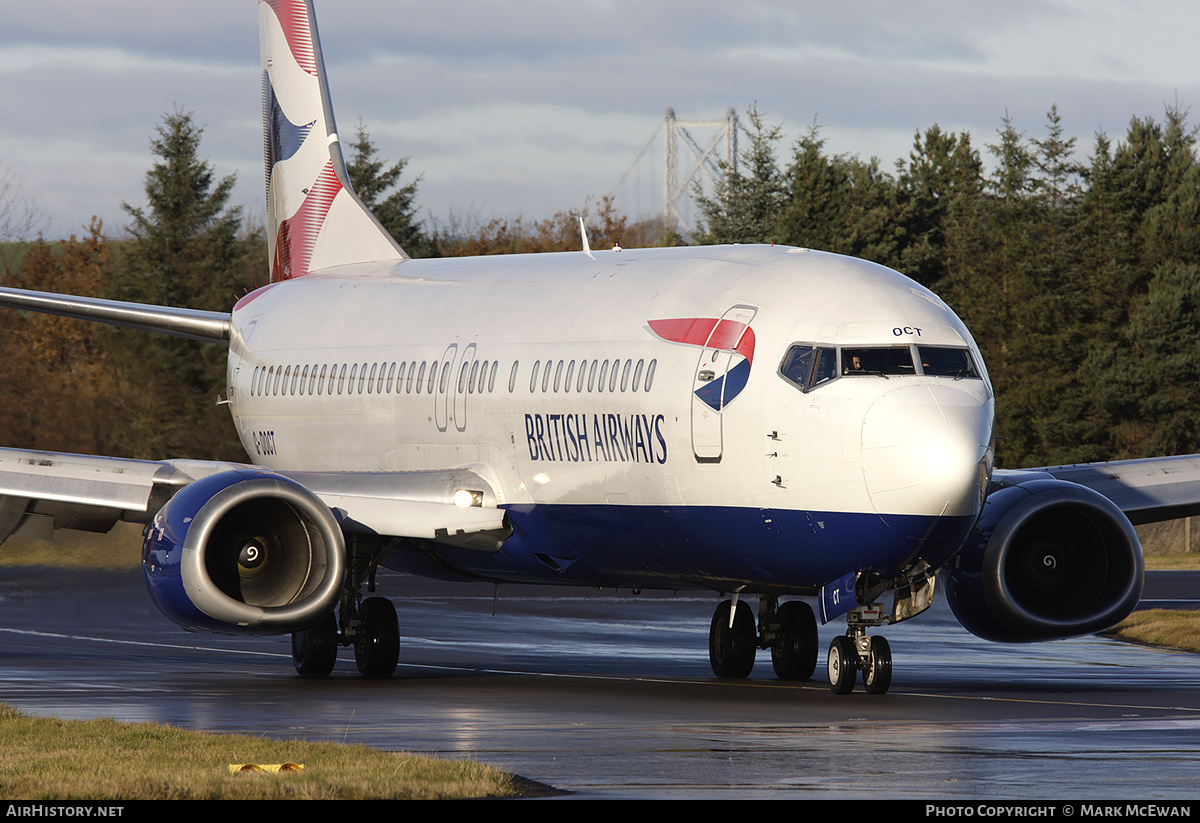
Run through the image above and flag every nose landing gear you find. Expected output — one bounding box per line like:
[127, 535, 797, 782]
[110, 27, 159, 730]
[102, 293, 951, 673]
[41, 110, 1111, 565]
[827, 605, 893, 695]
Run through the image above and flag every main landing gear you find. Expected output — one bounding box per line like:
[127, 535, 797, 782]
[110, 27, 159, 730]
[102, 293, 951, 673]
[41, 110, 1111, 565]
[706, 595, 895, 695]
[291, 536, 400, 678]
[708, 595, 819, 682]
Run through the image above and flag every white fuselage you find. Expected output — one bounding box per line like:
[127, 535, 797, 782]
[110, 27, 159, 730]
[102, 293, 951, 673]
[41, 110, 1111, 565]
[224, 244, 995, 591]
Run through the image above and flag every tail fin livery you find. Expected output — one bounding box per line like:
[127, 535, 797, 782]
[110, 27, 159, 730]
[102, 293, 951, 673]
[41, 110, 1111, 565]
[259, 0, 406, 280]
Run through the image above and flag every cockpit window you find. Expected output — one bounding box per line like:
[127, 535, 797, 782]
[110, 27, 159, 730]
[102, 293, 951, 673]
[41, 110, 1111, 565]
[780, 345, 837, 392]
[918, 346, 979, 379]
[841, 347, 915, 376]
[780, 343, 980, 392]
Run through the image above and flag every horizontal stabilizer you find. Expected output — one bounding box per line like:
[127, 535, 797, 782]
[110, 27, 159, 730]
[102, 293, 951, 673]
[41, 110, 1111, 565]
[0, 286, 230, 343]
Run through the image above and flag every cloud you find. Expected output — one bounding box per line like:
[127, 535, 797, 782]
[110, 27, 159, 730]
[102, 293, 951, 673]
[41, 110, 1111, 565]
[3, 0, 1198, 238]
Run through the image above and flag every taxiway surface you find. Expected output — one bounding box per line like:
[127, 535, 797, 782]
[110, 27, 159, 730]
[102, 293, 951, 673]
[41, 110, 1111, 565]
[2, 568, 1199, 799]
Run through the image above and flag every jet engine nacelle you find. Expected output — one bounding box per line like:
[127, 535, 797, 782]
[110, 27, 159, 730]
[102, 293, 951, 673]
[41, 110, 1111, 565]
[142, 470, 345, 635]
[943, 478, 1143, 642]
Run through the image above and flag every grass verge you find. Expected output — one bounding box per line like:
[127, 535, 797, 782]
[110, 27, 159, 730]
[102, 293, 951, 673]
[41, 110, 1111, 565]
[1143, 552, 1200, 571]
[1107, 551, 1200, 653]
[0, 704, 531, 800]
[1104, 609, 1200, 654]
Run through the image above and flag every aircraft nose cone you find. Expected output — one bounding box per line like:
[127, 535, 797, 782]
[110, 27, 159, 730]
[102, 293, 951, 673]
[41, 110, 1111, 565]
[861, 384, 992, 518]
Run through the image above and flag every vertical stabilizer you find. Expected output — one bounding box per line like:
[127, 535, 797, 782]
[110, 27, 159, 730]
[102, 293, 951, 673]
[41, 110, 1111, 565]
[259, 0, 407, 280]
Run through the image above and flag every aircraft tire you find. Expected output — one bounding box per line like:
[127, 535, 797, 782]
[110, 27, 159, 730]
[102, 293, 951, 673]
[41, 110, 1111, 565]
[709, 599, 756, 678]
[354, 597, 399, 677]
[771, 600, 818, 680]
[827, 636, 857, 695]
[292, 611, 338, 678]
[862, 636, 892, 695]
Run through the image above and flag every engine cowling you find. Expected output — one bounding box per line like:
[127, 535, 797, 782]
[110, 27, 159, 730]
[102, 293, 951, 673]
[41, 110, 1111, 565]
[142, 470, 345, 635]
[943, 477, 1143, 642]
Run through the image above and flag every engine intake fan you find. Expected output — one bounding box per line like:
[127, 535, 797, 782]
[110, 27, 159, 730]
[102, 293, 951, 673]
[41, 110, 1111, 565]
[944, 478, 1144, 642]
[143, 470, 345, 634]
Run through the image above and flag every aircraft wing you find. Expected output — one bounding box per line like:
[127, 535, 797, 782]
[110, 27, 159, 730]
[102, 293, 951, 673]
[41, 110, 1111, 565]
[0, 447, 507, 549]
[993, 454, 1200, 525]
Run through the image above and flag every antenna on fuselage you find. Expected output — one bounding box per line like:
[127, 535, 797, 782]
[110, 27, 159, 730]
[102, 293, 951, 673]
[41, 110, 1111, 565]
[580, 216, 596, 260]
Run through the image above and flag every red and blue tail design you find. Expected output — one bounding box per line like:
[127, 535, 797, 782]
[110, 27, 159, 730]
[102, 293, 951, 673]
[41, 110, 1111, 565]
[648, 317, 757, 410]
[259, 0, 405, 281]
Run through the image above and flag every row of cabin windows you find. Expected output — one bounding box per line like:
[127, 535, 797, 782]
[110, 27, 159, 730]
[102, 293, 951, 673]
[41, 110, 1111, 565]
[528, 358, 656, 394]
[249, 357, 657, 398]
[250, 360, 500, 398]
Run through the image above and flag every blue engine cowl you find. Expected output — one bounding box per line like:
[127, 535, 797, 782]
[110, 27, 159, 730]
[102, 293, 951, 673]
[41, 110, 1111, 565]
[142, 470, 345, 635]
[943, 477, 1144, 642]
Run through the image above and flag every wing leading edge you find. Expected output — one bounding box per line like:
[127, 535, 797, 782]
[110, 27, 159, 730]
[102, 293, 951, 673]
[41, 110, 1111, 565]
[994, 454, 1200, 525]
[0, 447, 506, 549]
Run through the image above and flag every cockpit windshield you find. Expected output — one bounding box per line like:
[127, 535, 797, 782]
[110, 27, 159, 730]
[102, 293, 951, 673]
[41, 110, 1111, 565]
[779, 345, 837, 392]
[779, 343, 979, 392]
[918, 346, 979, 379]
[841, 347, 914, 377]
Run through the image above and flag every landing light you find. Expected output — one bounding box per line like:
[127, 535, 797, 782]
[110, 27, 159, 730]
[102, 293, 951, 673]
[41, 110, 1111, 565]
[452, 489, 484, 508]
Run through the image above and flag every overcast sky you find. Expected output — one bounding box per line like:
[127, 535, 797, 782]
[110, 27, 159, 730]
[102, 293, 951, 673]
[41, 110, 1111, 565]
[2, 0, 1198, 242]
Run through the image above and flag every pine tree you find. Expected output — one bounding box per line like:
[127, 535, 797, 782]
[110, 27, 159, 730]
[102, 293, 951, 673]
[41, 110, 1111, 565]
[776, 124, 899, 264]
[116, 110, 254, 313]
[1082, 262, 1200, 457]
[1073, 108, 1200, 459]
[105, 110, 262, 460]
[893, 125, 982, 290]
[694, 105, 786, 244]
[346, 122, 432, 257]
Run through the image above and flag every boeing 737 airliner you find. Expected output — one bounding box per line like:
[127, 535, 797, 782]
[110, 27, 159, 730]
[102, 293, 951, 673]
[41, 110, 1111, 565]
[2, 0, 1198, 695]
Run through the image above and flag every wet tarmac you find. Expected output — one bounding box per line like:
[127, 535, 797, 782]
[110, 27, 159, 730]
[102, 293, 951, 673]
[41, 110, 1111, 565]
[2, 568, 1199, 799]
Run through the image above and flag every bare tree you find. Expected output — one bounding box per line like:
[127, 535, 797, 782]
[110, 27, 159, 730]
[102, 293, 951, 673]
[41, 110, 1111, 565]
[0, 164, 49, 242]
